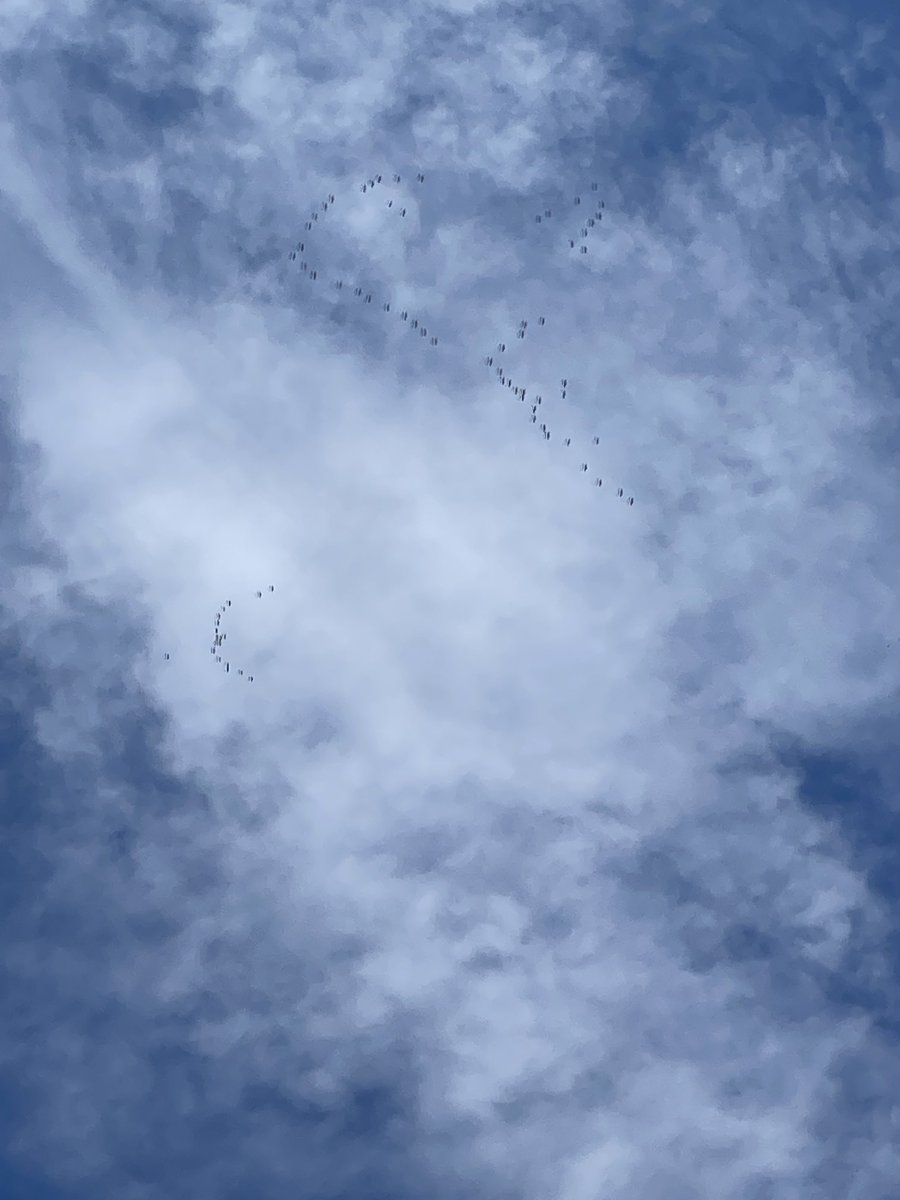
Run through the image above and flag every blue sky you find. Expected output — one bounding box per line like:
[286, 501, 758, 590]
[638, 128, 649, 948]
[1, 1, 899, 1197]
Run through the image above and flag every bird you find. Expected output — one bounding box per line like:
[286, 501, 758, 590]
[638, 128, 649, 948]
[581, 463, 588, 472]
[268, 585, 275, 592]
[595, 478, 602, 487]
[564, 438, 571, 446]
[538, 316, 545, 325]
[593, 436, 599, 444]
[628, 497, 634, 506]
[163, 653, 170, 661]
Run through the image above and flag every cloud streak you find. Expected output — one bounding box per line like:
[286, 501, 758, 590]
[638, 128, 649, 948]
[1, 1, 899, 1198]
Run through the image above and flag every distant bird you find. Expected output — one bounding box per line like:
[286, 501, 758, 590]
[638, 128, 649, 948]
[417, 172, 425, 182]
[628, 497, 634, 506]
[581, 463, 588, 472]
[268, 585, 275, 592]
[564, 438, 571, 446]
[595, 478, 602, 487]
[538, 316, 545, 325]
[580, 246, 587, 254]
[593, 436, 600, 444]
[393, 174, 400, 182]
[163, 653, 170, 661]
[256, 591, 263, 598]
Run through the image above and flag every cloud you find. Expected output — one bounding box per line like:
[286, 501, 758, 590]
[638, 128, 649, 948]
[1, 1, 899, 1198]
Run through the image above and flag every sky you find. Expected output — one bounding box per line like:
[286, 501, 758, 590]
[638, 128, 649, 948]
[1, 1, 899, 1198]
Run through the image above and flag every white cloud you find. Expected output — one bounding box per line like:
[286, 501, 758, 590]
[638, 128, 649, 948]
[2, 1, 899, 1197]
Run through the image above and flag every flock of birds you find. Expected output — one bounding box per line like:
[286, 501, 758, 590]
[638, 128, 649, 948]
[164, 167, 635, 674]
[286, 169, 634, 506]
[201, 587, 278, 680]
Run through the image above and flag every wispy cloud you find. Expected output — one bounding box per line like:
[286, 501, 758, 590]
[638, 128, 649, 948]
[1, 1, 899, 1198]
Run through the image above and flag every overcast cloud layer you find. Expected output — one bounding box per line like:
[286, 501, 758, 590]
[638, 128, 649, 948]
[2, 2, 900, 1198]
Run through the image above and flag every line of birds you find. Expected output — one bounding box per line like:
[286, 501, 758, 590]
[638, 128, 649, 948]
[285, 167, 636, 508]
[485, 316, 634, 506]
[208, 586, 278, 679]
[287, 171, 441, 345]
